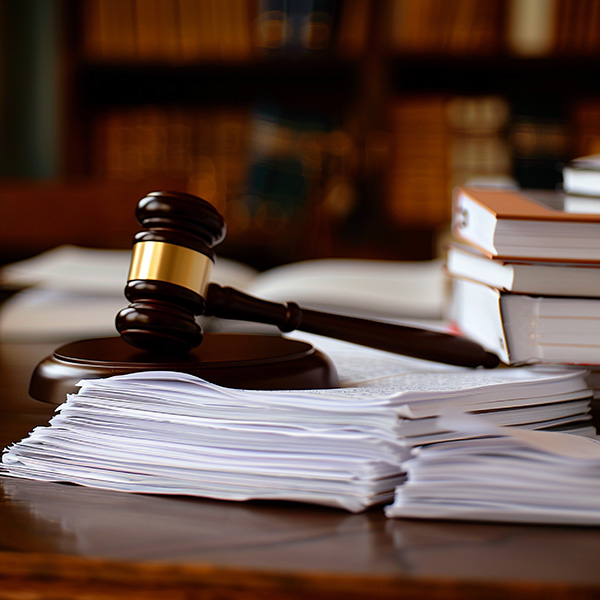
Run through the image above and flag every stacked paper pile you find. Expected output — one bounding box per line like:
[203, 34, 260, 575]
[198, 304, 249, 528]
[1, 337, 595, 514]
[387, 411, 600, 525]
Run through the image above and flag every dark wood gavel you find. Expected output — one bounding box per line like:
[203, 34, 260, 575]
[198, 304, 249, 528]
[115, 191, 499, 369]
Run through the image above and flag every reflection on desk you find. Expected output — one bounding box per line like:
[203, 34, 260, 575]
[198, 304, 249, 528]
[2, 475, 600, 599]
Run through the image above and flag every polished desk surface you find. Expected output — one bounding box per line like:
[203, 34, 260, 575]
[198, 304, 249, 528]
[1, 342, 600, 600]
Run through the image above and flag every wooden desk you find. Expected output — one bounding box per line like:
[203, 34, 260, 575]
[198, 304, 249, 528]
[1, 341, 600, 600]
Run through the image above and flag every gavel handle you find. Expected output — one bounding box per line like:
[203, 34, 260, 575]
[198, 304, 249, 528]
[205, 284, 499, 369]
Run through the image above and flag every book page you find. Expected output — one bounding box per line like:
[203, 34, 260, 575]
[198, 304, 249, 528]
[247, 258, 448, 320]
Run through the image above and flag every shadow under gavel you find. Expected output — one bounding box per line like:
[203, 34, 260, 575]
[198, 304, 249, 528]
[115, 190, 499, 369]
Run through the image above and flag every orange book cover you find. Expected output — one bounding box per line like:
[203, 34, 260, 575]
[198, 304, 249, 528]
[455, 187, 600, 223]
[452, 186, 600, 262]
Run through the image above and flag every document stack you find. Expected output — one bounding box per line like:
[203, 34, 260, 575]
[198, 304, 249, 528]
[447, 181, 600, 366]
[386, 410, 600, 525]
[1, 336, 595, 514]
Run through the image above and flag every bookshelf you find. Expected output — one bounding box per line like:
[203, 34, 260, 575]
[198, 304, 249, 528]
[59, 0, 378, 268]
[6, 0, 600, 268]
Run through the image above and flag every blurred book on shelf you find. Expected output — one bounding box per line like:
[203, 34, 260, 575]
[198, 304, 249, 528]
[83, 0, 257, 62]
[85, 0, 600, 67]
[81, 0, 370, 63]
[90, 101, 358, 266]
[572, 100, 600, 157]
[508, 0, 600, 58]
[384, 95, 450, 228]
[553, 0, 600, 56]
[92, 105, 250, 220]
[385, 0, 600, 58]
[334, 0, 370, 58]
[256, 0, 337, 55]
[505, 0, 557, 56]
[386, 0, 504, 55]
[235, 104, 341, 255]
[384, 94, 511, 229]
[68, 0, 600, 269]
[448, 96, 512, 192]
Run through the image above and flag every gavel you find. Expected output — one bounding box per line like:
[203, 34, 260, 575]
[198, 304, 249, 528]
[115, 190, 499, 369]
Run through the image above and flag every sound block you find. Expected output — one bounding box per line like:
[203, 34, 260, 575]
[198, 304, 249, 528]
[30, 333, 339, 404]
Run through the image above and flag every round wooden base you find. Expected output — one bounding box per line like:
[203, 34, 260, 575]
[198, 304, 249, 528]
[30, 333, 339, 404]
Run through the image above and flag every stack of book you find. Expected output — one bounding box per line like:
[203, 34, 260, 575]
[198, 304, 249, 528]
[447, 183, 600, 366]
[562, 154, 600, 206]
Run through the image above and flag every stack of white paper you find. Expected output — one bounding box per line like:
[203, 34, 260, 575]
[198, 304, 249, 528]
[1, 339, 594, 512]
[386, 412, 600, 525]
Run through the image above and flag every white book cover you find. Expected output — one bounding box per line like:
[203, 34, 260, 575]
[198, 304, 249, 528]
[451, 277, 600, 365]
[446, 244, 600, 297]
[563, 154, 600, 197]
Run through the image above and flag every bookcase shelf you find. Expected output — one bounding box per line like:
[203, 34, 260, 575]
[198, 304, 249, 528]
[9, 0, 600, 268]
[389, 55, 600, 97]
[77, 57, 360, 108]
[79, 55, 600, 111]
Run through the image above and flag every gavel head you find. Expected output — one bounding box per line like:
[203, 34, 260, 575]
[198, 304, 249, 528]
[115, 190, 226, 354]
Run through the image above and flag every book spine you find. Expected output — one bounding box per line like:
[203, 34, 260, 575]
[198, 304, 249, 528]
[451, 190, 499, 256]
[450, 278, 509, 363]
[506, 0, 557, 56]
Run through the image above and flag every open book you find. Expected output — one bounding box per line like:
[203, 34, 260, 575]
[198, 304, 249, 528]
[0, 245, 448, 341]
